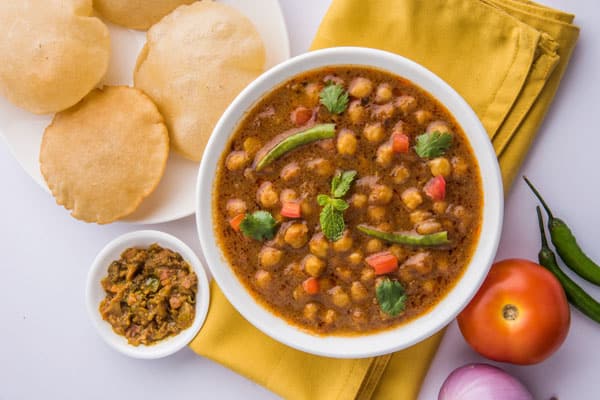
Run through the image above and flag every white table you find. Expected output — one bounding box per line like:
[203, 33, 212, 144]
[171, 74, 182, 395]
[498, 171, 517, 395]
[1, 1, 598, 399]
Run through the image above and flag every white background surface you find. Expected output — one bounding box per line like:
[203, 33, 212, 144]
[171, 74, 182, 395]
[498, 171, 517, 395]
[0, 0, 598, 399]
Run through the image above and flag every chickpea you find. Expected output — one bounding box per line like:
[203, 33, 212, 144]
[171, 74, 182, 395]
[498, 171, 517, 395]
[350, 281, 368, 302]
[307, 158, 334, 176]
[303, 302, 320, 321]
[377, 222, 393, 232]
[410, 210, 432, 225]
[360, 267, 375, 282]
[348, 77, 373, 98]
[257, 181, 279, 208]
[322, 309, 337, 325]
[305, 82, 322, 105]
[332, 231, 353, 252]
[369, 184, 393, 205]
[363, 122, 385, 142]
[433, 201, 448, 215]
[303, 254, 326, 277]
[427, 120, 452, 134]
[293, 285, 307, 301]
[437, 257, 450, 274]
[395, 95, 417, 114]
[280, 188, 298, 203]
[375, 83, 393, 104]
[376, 143, 394, 167]
[452, 156, 469, 178]
[334, 267, 352, 282]
[365, 238, 383, 253]
[255, 270, 271, 289]
[301, 199, 313, 216]
[416, 219, 442, 235]
[284, 223, 309, 248]
[414, 109, 433, 125]
[337, 129, 358, 155]
[391, 164, 410, 185]
[351, 193, 368, 208]
[389, 245, 407, 262]
[329, 286, 351, 308]
[281, 162, 300, 181]
[225, 198, 247, 217]
[429, 157, 452, 177]
[243, 137, 261, 157]
[403, 252, 433, 275]
[371, 103, 395, 120]
[225, 150, 249, 171]
[309, 232, 329, 258]
[367, 206, 387, 223]
[348, 251, 363, 265]
[258, 246, 282, 268]
[422, 280, 436, 294]
[348, 100, 366, 124]
[401, 188, 423, 210]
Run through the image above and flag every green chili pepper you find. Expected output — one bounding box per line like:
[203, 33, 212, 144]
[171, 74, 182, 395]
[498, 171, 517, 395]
[536, 206, 600, 323]
[254, 123, 336, 171]
[524, 176, 600, 286]
[356, 224, 450, 246]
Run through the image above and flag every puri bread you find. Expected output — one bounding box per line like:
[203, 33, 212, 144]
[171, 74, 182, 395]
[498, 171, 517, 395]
[40, 86, 169, 224]
[93, 0, 197, 30]
[0, 0, 110, 114]
[134, 1, 265, 161]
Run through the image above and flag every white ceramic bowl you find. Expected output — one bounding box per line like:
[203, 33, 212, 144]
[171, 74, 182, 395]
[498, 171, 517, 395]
[196, 47, 503, 358]
[86, 230, 210, 359]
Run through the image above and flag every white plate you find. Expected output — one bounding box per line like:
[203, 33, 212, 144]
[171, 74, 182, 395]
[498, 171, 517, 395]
[0, 0, 290, 225]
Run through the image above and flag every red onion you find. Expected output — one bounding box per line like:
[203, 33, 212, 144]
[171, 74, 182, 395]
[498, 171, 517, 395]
[438, 363, 533, 400]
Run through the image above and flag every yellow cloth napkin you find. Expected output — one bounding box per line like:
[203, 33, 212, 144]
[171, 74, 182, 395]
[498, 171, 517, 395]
[190, 1, 579, 399]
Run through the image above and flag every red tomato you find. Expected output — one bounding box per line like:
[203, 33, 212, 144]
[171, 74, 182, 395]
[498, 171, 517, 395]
[457, 259, 570, 365]
[424, 176, 446, 201]
[391, 132, 409, 153]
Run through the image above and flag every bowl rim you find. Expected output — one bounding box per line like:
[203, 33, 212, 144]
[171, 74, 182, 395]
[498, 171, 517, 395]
[85, 230, 210, 359]
[196, 46, 503, 358]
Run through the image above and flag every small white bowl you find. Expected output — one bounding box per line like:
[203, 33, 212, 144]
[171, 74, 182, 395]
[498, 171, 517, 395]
[196, 47, 503, 358]
[86, 230, 210, 359]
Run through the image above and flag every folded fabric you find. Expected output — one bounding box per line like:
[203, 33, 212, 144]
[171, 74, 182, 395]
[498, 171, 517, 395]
[190, 1, 579, 399]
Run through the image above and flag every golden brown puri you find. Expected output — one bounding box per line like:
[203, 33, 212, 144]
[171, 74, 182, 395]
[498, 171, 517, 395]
[93, 0, 197, 30]
[134, 1, 265, 162]
[40, 86, 169, 224]
[0, 0, 110, 114]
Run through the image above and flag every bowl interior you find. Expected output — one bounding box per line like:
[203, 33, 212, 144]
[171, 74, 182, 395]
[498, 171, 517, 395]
[196, 47, 503, 358]
[86, 230, 210, 359]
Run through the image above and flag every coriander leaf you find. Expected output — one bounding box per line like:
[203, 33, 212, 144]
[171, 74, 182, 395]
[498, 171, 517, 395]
[317, 194, 331, 206]
[319, 83, 349, 114]
[330, 198, 349, 212]
[414, 131, 453, 159]
[239, 211, 277, 241]
[376, 278, 406, 317]
[331, 170, 357, 198]
[320, 203, 345, 241]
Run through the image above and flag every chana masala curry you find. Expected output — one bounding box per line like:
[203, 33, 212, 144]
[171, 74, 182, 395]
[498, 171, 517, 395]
[214, 66, 483, 335]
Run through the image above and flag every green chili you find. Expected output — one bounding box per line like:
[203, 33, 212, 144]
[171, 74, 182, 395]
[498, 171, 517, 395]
[356, 224, 450, 247]
[254, 123, 335, 171]
[524, 176, 600, 286]
[536, 206, 600, 323]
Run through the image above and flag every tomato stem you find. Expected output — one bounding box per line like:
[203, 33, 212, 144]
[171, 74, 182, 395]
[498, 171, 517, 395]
[502, 304, 519, 321]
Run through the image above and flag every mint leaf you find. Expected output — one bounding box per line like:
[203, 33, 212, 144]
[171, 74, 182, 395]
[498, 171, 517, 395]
[330, 198, 349, 211]
[376, 278, 406, 316]
[317, 194, 331, 206]
[320, 203, 345, 241]
[414, 131, 452, 159]
[320, 83, 349, 114]
[240, 211, 277, 241]
[331, 170, 357, 198]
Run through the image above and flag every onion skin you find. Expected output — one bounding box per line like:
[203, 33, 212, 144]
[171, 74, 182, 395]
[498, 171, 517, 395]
[438, 363, 533, 400]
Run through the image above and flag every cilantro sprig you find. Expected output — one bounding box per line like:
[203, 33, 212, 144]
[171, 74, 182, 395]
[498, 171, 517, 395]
[414, 131, 453, 159]
[376, 278, 406, 317]
[318, 170, 356, 241]
[319, 83, 349, 114]
[240, 211, 277, 241]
